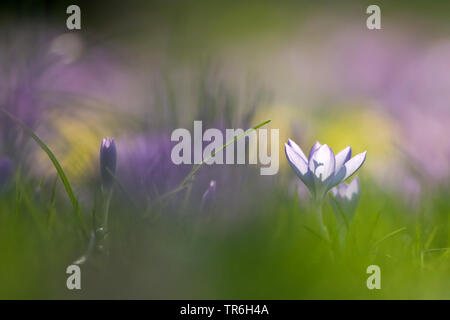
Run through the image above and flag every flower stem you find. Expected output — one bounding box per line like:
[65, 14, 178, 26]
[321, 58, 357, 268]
[102, 188, 113, 233]
[314, 198, 330, 242]
[313, 196, 336, 263]
[73, 188, 113, 265]
[97, 188, 113, 252]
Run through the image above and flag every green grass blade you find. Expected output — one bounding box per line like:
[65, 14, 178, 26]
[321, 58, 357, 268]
[423, 248, 449, 254]
[182, 119, 271, 186]
[372, 226, 407, 249]
[302, 225, 330, 246]
[159, 119, 271, 200]
[1, 108, 84, 226]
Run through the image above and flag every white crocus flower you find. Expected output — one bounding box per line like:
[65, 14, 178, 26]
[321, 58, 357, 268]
[285, 139, 366, 201]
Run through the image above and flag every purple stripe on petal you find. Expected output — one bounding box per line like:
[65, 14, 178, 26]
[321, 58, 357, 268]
[308, 144, 335, 182]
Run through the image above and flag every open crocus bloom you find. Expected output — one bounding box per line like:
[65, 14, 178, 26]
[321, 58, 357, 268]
[330, 176, 360, 223]
[285, 139, 366, 200]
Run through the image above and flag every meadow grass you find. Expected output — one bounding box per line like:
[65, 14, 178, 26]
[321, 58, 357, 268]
[0, 110, 448, 299]
[0, 166, 449, 299]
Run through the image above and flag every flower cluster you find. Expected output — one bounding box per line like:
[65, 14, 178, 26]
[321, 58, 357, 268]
[285, 139, 366, 200]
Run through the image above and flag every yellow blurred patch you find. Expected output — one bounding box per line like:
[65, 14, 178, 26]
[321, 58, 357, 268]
[314, 105, 396, 159]
[251, 103, 397, 171]
[34, 108, 110, 183]
[250, 104, 305, 167]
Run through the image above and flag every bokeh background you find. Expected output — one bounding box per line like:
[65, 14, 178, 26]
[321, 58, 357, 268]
[0, 0, 449, 299]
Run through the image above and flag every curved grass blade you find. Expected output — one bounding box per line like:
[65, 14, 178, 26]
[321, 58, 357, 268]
[372, 226, 407, 249]
[302, 225, 331, 246]
[1, 108, 85, 229]
[423, 248, 449, 254]
[159, 119, 271, 200]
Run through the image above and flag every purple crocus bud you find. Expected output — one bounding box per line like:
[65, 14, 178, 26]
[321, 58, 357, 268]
[330, 176, 360, 223]
[0, 157, 13, 188]
[285, 139, 366, 200]
[100, 138, 117, 189]
[201, 180, 217, 210]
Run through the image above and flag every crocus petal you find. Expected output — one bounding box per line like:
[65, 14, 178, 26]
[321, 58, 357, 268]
[287, 139, 308, 163]
[308, 141, 322, 161]
[330, 185, 340, 198]
[335, 146, 352, 172]
[285, 143, 308, 176]
[329, 167, 346, 188]
[335, 182, 348, 198]
[285, 143, 314, 194]
[346, 176, 360, 200]
[327, 146, 352, 188]
[343, 151, 367, 180]
[308, 144, 335, 182]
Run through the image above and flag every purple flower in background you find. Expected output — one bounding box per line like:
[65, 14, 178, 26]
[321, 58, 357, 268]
[117, 133, 190, 202]
[117, 131, 265, 216]
[385, 42, 450, 183]
[100, 138, 117, 189]
[330, 176, 360, 222]
[285, 139, 366, 200]
[0, 157, 13, 188]
[333, 30, 413, 100]
[333, 31, 450, 185]
[0, 27, 138, 162]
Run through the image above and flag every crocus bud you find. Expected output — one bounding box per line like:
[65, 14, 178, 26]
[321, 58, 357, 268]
[201, 180, 216, 210]
[329, 176, 360, 223]
[100, 138, 117, 189]
[0, 157, 13, 188]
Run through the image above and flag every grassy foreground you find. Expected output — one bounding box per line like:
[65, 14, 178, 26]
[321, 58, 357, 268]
[0, 170, 449, 299]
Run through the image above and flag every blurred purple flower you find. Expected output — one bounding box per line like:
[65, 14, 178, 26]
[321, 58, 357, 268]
[332, 30, 415, 100]
[386, 42, 450, 183]
[117, 130, 270, 219]
[388, 42, 450, 114]
[333, 30, 450, 185]
[372, 161, 422, 206]
[285, 139, 366, 200]
[117, 133, 190, 201]
[0, 27, 137, 161]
